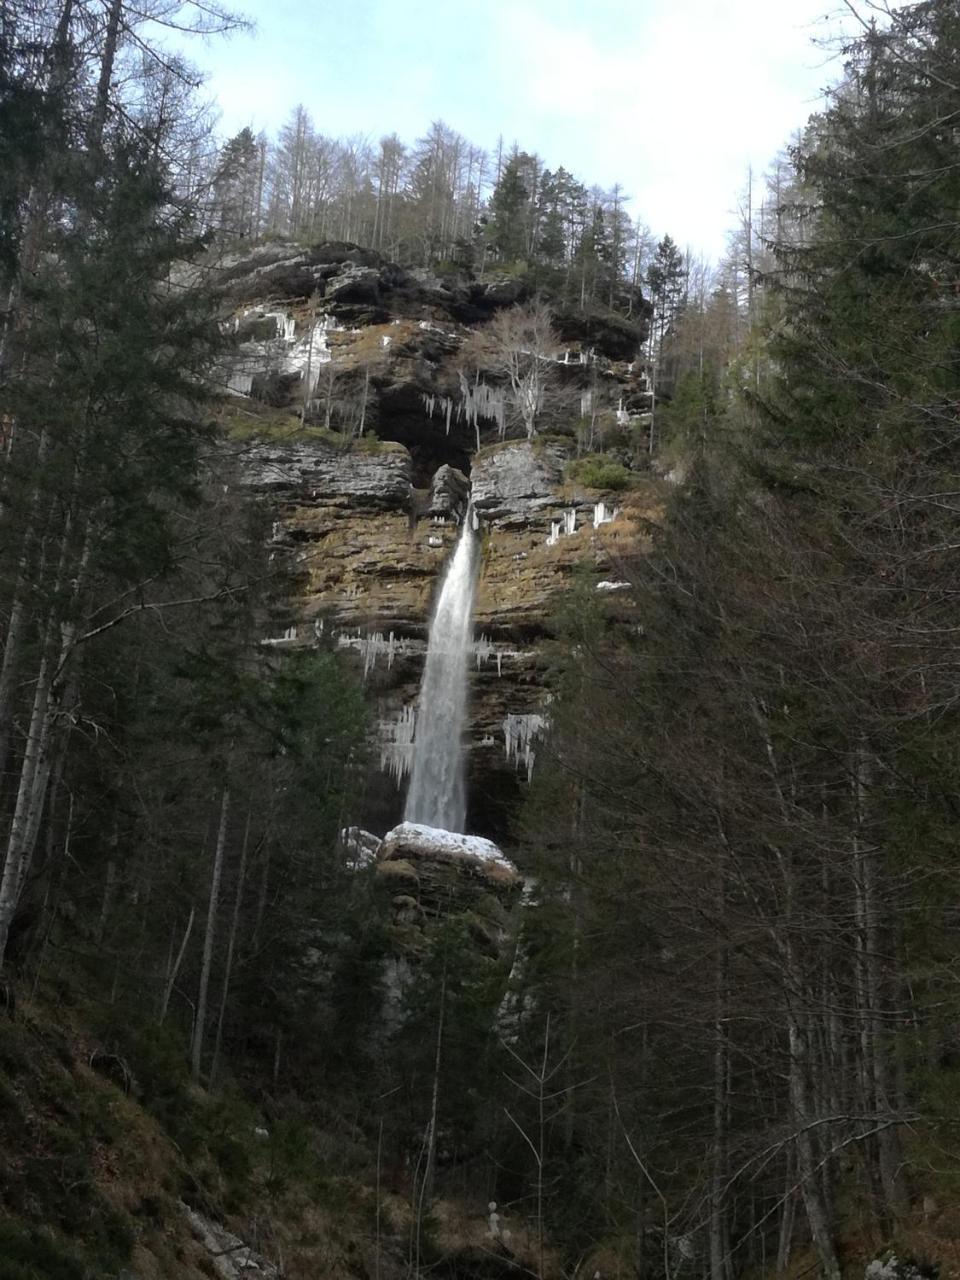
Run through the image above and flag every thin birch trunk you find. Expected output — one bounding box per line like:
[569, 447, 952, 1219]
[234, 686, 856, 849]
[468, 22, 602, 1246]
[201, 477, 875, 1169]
[775, 1149, 796, 1276]
[160, 905, 195, 1022]
[854, 744, 907, 1220]
[413, 964, 446, 1275]
[210, 807, 252, 1086]
[0, 629, 57, 964]
[191, 785, 230, 1083]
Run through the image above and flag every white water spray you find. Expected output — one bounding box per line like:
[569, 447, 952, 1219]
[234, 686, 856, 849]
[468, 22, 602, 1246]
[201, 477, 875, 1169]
[404, 506, 478, 832]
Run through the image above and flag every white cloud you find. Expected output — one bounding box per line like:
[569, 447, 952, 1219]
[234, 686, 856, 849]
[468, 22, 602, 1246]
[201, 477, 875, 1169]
[188, 0, 858, 261]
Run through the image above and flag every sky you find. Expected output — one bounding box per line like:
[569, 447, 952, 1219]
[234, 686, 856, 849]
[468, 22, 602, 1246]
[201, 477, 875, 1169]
[179, 0, 862, 261]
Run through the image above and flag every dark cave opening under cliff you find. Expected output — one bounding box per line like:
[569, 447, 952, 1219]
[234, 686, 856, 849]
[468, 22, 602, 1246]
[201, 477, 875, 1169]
[374, 383, 474, 487]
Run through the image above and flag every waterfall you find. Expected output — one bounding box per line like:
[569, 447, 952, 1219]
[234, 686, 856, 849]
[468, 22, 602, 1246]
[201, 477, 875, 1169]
[404, 505, 478, 833]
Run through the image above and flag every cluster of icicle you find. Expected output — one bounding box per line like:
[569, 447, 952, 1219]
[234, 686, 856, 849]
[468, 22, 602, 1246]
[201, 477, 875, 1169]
[380, 706, 417, 784]
[503, 713, 548, 782]
[420, 374, 507, 441]
[547, 509, 578, 547]
[474, 634, 518, 677]
[226, 307, 339, 401]
[356, 632, 515, 691]
[336, 630, 409, 679]
[545, 503, 619, 547]
[420, 393, 456, 436]
[461, 372, 507, 437]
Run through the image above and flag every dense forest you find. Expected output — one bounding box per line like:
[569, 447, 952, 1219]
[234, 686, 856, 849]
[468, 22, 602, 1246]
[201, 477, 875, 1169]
[3, 1, 960, 1279]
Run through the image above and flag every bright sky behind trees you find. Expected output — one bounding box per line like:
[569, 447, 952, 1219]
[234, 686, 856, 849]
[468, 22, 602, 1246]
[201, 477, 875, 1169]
[192, 0, 859, 259]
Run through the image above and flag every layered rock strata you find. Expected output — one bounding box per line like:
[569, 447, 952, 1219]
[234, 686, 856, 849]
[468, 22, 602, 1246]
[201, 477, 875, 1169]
[220, 241, 660, 838]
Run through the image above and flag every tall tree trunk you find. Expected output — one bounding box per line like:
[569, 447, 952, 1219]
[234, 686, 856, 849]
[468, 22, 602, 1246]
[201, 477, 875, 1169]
[210, 807, 251, 1085]
[788, 1002, 841, 1280]
[89, 0, 123, 153]
[191, 785, 230, 1083]
[0, 627, 57, 965]
[710, 878, 731, 1280]
[776, 1149, 797, 1276]
[160, 905, 195, 1022]
[853, 744, 908, 1222]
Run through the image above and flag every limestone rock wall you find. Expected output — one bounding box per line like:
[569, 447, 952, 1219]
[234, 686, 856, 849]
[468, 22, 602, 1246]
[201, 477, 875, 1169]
[242, 431, 660, 840]
[219, 241, 660, 839]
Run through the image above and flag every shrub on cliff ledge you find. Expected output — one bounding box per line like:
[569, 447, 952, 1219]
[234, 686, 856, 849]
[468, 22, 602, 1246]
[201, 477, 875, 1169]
[565, 455, 635, 491]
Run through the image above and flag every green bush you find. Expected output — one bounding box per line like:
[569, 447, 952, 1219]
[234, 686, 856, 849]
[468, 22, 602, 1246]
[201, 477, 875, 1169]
[0, 1224, 85, 1280]
[565, 456, 636, 491]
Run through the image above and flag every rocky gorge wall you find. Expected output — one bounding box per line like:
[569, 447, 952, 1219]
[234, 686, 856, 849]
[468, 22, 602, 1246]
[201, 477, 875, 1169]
[218, 241, 663, 841]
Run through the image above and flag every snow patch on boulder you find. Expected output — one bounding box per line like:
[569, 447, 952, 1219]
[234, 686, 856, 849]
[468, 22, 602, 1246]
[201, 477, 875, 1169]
[381, 822, 518, 881]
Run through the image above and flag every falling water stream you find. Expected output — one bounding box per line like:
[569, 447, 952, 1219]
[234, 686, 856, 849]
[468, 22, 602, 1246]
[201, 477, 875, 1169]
[404, 503, 478, 833]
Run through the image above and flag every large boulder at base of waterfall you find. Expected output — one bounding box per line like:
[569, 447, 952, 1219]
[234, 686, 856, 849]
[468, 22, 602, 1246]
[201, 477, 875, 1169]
[377, 823, 519, 960]
[378, 823, 519, 908]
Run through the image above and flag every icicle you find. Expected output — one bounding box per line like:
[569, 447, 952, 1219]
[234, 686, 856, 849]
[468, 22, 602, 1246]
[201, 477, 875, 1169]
[502, 713, 548, 782]
[593, 503, 619, 529]
[546, 510, 577, 545]
[261, 625, 297, 646]
[337, 629, 407, 678]
[580, 389, 592, 417]
[445, 398, 452, 435]
[474, 635, 495, 670]
[380, 706, 417, 784]
[458, 371, 505, 436]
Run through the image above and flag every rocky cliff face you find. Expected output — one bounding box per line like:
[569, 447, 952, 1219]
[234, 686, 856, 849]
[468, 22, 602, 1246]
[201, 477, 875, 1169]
[222, 241, 661, 842]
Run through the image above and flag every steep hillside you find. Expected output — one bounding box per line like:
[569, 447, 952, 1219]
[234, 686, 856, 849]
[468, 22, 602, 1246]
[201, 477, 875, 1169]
[0, 986, 555, 1280]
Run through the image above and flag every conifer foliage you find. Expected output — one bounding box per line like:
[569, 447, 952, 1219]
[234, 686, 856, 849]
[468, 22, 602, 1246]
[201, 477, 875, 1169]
[0, 3, 366, 1110]
[512, 4, 960, 1275]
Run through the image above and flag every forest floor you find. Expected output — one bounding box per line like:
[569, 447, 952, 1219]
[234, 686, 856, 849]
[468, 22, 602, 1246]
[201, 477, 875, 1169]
[0, 981, 541, 1279]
